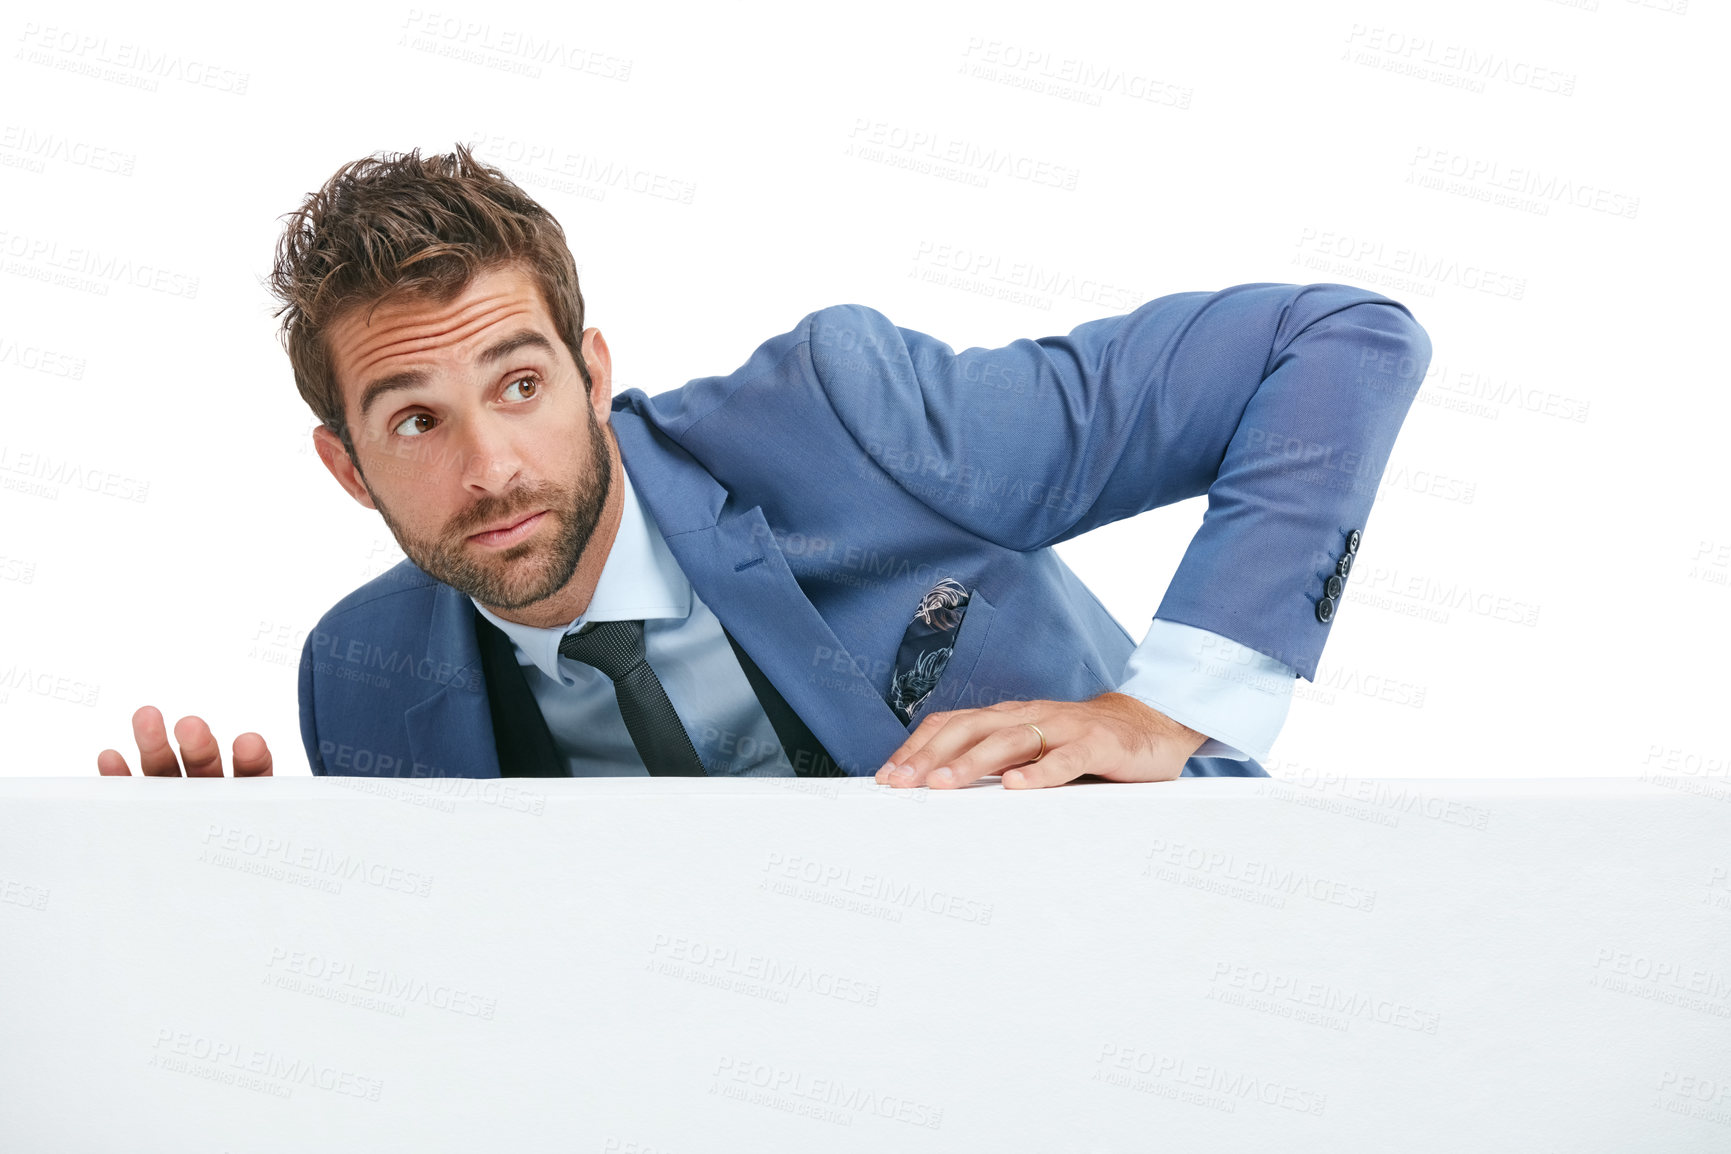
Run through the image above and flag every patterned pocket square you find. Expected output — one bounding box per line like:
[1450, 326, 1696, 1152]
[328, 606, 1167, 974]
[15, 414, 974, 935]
[888, 577, 972, 724]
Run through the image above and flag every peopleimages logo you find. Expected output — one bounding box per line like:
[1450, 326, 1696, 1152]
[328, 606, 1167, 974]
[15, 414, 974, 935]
[649, 934, 882, 1007]
[0, 125, 136, 175]
[0, 443, 149, 503]
[1093, 1043, 1328, 1116]
[1208, 961, 1444, 1035]
[468, 132, 695, 205]
[1407, 145, 1639, 220]
[200, 825, 434, 898]
[910, 240, 1142, 312]
[1143, 837, 1378, 913]
[956, 37, 1194, 110]
[15, 22, 251, 94]
[711, 1057, 944, 1129]
[760, 852, 994, 925]
[264, 947, 498, 1019]
[399, 10, 633, 80]
[0, 229, 199, 298]
[149, 1028, 383, 1101]
[1341, 24, 1576, 96]
[845, 118, 1081, 190]
[1293, 227, 1526, 300]
[0, 333, 86, 378]
[0, 663, 99, 707]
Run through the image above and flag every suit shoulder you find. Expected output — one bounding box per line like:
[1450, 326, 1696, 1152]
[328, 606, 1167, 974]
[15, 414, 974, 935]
[806, 302, 902, 357]
[312, 559, 442, 627]
[805, 302, 935, 396]
[610, 304, 912, 460]
[807, 301, 893, 329]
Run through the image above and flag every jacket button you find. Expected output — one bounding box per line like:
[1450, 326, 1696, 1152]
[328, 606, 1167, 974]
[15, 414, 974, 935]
[1347, 529, 1362, 553]
[1336, 554, 1353, 578]
[1316, 596, 1336, 624]
[1325, 574, 1344, 599]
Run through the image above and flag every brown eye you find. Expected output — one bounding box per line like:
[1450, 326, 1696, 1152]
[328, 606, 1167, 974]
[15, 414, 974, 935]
[392, 412, 435, 437]
[504, 376, 539, 402]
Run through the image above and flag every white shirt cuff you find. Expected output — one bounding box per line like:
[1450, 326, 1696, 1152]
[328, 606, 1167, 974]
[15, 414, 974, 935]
[1113, 619, 1296, 761]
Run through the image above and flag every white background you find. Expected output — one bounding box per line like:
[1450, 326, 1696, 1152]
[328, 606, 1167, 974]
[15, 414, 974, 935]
[1, 0, 1723, 779]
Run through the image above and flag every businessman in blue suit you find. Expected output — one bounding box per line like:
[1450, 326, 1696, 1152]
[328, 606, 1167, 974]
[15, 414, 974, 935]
[97, 145, 1431, 788]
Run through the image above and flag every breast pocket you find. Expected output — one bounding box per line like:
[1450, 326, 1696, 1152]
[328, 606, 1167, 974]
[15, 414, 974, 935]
[905, 589, 997, 727]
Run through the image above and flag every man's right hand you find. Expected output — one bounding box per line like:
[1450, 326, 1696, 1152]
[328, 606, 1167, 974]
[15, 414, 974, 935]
[96, 705, 273, 777]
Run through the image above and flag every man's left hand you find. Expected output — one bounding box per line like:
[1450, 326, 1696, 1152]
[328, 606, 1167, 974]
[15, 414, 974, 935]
[874, 693, 1208, 789]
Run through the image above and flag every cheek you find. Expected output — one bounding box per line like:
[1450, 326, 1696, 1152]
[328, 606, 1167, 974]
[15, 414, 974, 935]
[366, 435, 432, 480]
[530, 416, 595, 475]
[379, 432, 476, 487]
[369, 458, 463, 527]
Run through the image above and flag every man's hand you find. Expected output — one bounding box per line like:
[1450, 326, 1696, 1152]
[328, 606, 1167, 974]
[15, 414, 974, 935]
[96, 705, 274, 777]
[874, 693, 1207, 789]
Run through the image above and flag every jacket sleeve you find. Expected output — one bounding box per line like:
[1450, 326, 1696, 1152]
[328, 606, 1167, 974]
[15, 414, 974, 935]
[809, 282, 1433, 681]
[298, 630, 328, 776]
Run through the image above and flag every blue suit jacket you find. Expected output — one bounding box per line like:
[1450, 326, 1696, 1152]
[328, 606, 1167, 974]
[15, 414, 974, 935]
[297, 282, 1431, 781]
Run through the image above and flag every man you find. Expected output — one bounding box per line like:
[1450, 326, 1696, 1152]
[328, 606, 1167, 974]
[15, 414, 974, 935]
[96, 145, 1431, 788]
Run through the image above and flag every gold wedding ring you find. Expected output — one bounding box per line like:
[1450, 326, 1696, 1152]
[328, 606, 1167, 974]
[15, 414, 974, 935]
[1021, 722, 1047, 763]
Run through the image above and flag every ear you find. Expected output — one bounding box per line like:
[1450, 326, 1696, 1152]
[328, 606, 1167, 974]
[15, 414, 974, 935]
[312, 425, 377, 510]
[579, 328, 612, 421]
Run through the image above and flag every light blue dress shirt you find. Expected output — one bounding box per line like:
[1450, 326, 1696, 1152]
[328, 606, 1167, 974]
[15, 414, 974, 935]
[473, 470, 1296, 773]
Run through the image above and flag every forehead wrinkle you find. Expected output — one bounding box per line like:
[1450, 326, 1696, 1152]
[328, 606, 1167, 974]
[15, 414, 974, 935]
[337, 289, 546, 396]
[361, 300, 527, 371]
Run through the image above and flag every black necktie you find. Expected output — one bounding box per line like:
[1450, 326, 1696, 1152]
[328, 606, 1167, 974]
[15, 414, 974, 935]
[557, 619, 707, 777]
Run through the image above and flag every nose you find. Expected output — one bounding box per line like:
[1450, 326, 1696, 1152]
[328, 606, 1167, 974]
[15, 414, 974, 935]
[457, 411, 525, 494]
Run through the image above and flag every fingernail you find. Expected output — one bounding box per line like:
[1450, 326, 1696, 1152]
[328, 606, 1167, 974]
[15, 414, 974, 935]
[890, 765, 916, 781]
[932, 766, 953, 784]
[877, 762, 896, 779]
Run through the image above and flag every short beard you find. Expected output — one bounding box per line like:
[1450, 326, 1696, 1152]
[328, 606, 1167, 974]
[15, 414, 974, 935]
[364, 406, 613, 612]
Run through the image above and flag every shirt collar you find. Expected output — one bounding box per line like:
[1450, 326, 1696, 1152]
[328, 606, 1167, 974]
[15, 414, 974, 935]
[469, 467, 692, 684]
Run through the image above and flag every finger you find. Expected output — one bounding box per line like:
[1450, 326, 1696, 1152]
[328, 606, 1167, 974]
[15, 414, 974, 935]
[895, 709, 1018, 787]
[131, 706, 183, 777]
[877, 711, 960, 785]
[231, 732, 273, 777]
[1003, 742, 1091, 790]
[930, 718, 1057, 789]
[96, 749, 132, 776]
[173, 716, 224, 777]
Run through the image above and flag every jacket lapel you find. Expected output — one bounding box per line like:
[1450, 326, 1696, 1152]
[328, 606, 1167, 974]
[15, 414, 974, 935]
[403, 580, 503, 778]
[613, 411, 910, 776]
[721, 625, 843, 777]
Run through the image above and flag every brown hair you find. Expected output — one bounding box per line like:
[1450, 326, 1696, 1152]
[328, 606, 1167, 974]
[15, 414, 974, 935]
[268, 143, 587, 462]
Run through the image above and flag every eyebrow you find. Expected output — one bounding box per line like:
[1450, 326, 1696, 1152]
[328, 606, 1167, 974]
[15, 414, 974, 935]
[357, 330, 560, 421]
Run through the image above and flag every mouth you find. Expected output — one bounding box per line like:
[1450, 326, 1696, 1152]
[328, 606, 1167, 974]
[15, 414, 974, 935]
[467, 510, 547, 549]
